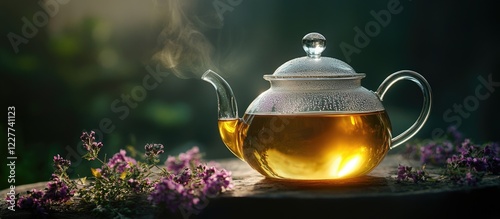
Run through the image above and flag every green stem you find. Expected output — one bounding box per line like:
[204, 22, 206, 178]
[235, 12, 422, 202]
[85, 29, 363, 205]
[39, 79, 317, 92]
[96, 157, 106, 165]
[155, 165, 169, 175]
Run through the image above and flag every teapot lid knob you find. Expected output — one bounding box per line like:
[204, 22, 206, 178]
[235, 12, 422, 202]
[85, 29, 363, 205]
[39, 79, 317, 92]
[302, 32, 326, 58]
[265, 32, 364, 79]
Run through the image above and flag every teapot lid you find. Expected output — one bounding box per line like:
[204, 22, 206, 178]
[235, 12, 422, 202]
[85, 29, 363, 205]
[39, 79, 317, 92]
[264, 32, 365, 80]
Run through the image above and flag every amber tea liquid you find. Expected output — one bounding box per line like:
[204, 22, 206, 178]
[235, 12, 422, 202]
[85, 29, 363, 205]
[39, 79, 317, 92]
[218, 111, 392, 180]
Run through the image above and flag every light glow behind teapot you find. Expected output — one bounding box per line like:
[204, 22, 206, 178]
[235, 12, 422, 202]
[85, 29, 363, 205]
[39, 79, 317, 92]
[202, 32, 432, 180]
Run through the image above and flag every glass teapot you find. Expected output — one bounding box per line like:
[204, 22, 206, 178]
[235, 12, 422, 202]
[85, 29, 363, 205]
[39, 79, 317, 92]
[202, 32, 432, 180]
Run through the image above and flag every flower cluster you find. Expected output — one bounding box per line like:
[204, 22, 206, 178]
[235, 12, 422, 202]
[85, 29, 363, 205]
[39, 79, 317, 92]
[16, 171, 75, 217]
[149, 161, 233, 213]
[400, 126, 500, 185]
[396, 164, 428, 183]
[198, 166, 233, 197]
[16, 189, 47, 217]
[444, 139, 500, 185]
[107, 149, 137, 174]
[418, 141, 455, 165]
[53, 154, 71, 176]
[404, 126, 464, 166]
[11, 131, 233, 218]
[165, 146, 202, 173]
[77, 147, 154, 209]
[149, 176, 189, 212]
[43, 175, 74, 203]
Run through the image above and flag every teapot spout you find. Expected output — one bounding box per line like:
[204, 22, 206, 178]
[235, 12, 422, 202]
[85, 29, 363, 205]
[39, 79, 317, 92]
[201, 70, 238, 120]
[202, 70, 244, 160]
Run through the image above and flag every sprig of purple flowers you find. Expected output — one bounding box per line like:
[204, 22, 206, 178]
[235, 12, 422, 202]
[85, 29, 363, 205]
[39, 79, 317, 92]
[16, 159, 75, 218]
[165, 146, 202, 173]
[396, 164, 428, 183]
[80, 131, 103, 161]
[398, 126, 500, 186]
[145, 143, 165, 164]
[149, 166, 233, 213]
[12, 131, 233, 218]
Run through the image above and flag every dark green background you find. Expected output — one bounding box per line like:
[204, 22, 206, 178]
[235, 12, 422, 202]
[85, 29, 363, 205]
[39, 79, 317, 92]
[2, 0, 499, 189]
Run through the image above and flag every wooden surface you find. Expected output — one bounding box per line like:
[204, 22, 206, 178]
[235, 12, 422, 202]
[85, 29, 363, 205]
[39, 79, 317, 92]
[2, 154, 500, 219]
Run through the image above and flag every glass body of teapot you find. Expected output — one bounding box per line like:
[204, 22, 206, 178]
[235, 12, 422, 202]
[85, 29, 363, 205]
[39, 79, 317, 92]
[202, 32, 432, 180]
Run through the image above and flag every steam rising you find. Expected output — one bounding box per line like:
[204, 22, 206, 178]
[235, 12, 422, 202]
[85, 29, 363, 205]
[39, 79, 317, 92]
[152, 0, 221, 79]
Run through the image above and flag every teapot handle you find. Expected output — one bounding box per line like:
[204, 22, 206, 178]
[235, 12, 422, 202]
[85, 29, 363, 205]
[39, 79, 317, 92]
[375, 70, 432, 149]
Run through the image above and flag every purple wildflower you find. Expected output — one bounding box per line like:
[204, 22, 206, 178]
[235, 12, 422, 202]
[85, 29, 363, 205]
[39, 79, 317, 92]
[145, 143, 165, 164]
[53, 154, 71, 169]
[202, 167, 233, 197]
[449, 139, 490, 172]
[80, 131, 103, 160]
[127, 177, 153, 193]
[396, 165, 411, 182]
[145, 143, 165, 157]
[419, 141, 455, 165]
[483, 142, 500, 174]
[80, 131, 103, 152]
[17, 189, 48, 218]
[444, 138, 500, 184]
[174, 168, 192, 186]
[149, 176, 205, 213]
[456, 139, 474, 155]
[53, 154, 71, 177]
[396, 164, 427, 183]
[16, 178, 74, 218]
[17, 189, 44, 208]
[148, 176, 187, 212]
[107, 149, 137, 174]
[43, 178, 74, 203]
[149, 158, 233, 214]
[165, 146, 202, 174]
